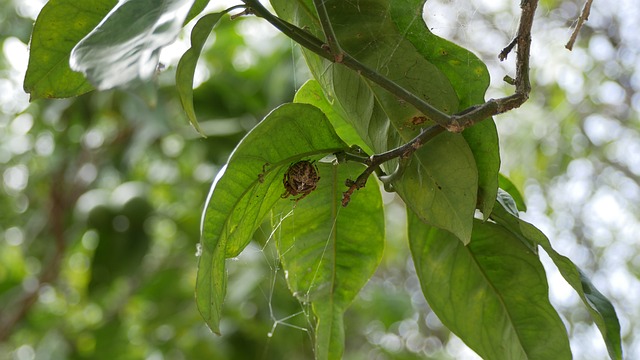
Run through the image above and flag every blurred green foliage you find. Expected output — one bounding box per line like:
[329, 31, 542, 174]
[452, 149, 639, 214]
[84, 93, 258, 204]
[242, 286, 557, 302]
[2, 0, 639, 359]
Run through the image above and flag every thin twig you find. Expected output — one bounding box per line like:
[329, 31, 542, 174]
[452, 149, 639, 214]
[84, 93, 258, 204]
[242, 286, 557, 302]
[242, 0, 329, 60]
[566, 0, 594, 50]
[228, 5, 251, 20]
[450, 0, 537, 130]
[341, 125, 445, 206]
[499, 37, 518, 61]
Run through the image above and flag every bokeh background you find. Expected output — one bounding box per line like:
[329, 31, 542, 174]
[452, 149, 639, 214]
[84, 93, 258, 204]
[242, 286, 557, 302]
[1, 0, 639, 359]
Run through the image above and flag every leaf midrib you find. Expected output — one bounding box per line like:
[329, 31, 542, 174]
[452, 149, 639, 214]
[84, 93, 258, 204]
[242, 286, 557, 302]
[465, 244, 529, 359]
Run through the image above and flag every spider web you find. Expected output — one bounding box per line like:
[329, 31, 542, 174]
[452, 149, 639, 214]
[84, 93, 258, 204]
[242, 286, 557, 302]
[229, 201, 345, 358]
[260, 207, 312, 339]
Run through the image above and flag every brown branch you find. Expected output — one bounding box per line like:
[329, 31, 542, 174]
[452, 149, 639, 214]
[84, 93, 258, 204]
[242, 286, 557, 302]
[245, 0, 539, 204]
[566, 0, 594, 50]
[0, 167, 78, 341]
[449, 0, 537, 131]
[341, 125, 445, 206]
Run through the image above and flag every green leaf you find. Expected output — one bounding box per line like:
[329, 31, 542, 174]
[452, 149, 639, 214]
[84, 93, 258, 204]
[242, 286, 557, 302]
[176, 11, 227, 135]
[23, 0, 118, 99]
[70, 0, 195, 89]
[489, 194, 537, 253]
[196, 103, 348, 334]
[409, 213, 571, 360]
[184, 0, 210, 25]
[294, 79, 372, 154]
[271, 0, 497, 242]
[273, 161, 384, 360]
[498, 173, 527, 212]
[393, 134, 478, 244]
[491, 199, 623, 360]
[496, 188, 521, 220]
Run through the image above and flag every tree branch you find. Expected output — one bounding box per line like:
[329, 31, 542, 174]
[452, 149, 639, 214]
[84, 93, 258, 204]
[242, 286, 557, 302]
[241, 0, 539, 204]
[450, 0, 537, 130]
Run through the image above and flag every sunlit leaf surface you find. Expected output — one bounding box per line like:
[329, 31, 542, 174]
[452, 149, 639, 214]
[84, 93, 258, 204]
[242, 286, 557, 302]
[294, 79, 372, 154]
[70, 0, 195, 89]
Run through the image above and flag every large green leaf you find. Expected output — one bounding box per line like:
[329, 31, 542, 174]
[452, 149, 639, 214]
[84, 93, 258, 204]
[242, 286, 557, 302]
[409, 214, 571, 360]
[491, 199, 623, 360]
[70, 0, 195, 89]
[196, 103, 348, 334]
[23, 0, 117, 99]
[176, 11, 228, 135]
[273, 162, 384, 360]
[271, 0, 498, 242]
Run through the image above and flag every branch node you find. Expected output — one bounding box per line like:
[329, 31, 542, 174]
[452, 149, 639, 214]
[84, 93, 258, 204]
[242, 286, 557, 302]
[321, 44, 345, 63]
[342, 172, 368, 206]
[445, 119, 465, 133]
